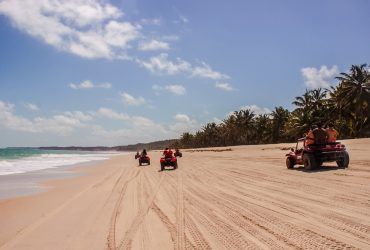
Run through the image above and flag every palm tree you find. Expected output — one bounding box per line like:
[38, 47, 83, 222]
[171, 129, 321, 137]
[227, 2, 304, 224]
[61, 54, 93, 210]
[292, 90, 312, 112]
[254, 114, 271, 144]
[335, 64, 370, 136]
[270, 106, 290, 143]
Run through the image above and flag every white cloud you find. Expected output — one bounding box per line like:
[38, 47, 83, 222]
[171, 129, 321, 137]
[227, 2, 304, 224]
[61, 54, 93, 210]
[0, 101, 35, 132]
[137, 53, 191, 75]
[0, 0, 140, 59]
[153, 84, 186, 95]
[162, 35, 179, 41]
[191, 62, 230, 80]
[137, 54, 230, 81]
[0, 101, 91, 135]
[120, 92, 146, 106]
[138, 39, 170, 51]
[174, 15, 189, 24]
[91, 112, 167, 144]
[69, 80, 112, 89]
[215, 82, 234, 91]
[174, 114, 190, 122]
[165, 85, 186, 95]
[24, 103, 39, 111]
[97, 107, 129, 120]
[170, 113, 198, 134]
[140, 18, 161, 26]
[301, 65, 339, 89]
[180, 16, 189, 23]
[213, 117, 223, 125]
[95, 107, 163, 131]
[240, 105, 271, 115]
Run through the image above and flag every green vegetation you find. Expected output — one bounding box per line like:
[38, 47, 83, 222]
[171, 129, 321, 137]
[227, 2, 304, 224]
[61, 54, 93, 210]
[173, 64, 370, 149]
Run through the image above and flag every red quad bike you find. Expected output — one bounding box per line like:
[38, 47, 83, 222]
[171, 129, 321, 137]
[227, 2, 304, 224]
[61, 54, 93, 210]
[286, 138, 349, 171]
[138, 156, 150, 166]
[160, 157, 178, 171]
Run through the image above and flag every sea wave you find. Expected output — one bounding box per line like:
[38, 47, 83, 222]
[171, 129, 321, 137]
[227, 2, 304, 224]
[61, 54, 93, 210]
[0, 152, 122, 176]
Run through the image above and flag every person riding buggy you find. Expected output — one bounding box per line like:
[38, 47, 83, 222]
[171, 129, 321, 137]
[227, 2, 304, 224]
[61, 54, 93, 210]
[286, 123, 349, 170]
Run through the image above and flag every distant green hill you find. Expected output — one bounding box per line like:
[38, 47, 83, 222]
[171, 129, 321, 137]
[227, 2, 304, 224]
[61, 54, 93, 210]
[39, 139, 178, 152]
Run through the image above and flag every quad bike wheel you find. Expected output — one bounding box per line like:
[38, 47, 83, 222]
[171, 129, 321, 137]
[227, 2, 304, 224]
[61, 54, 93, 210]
[337, 151, 349, 168]
[303, 153, 316, 170]
[286, 157, 294, 169]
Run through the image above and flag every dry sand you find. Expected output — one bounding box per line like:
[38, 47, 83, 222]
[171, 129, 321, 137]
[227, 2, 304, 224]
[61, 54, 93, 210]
[0, 138, 370, 249]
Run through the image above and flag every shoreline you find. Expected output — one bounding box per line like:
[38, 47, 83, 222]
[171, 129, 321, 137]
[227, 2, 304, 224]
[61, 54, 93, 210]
[0, 153, 126, 201]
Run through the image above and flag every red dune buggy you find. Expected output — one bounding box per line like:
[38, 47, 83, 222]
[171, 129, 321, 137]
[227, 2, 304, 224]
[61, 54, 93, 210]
[286, 138, 349, 170]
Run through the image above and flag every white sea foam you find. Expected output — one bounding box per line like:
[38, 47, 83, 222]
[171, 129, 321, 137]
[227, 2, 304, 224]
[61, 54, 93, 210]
[0, 152, 123, 176]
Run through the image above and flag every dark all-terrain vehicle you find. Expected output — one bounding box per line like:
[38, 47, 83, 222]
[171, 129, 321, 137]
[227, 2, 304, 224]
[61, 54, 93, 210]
[174, 149, 182, 158]
[286, 138, 349, 170]
[160, 157, 178, 171]
[138, 155, 150, 166]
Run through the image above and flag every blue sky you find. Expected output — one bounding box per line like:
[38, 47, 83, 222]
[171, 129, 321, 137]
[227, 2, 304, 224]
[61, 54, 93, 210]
[0, 0, 369, 147]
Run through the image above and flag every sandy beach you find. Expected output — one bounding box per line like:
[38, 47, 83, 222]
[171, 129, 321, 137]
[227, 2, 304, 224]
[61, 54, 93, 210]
[0, 139, 370, 249]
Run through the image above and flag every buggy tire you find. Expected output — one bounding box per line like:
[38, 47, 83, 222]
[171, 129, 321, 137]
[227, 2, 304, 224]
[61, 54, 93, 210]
[286, 157, 294, 169]
[174, 162, 178, 169]
[337, 151, 349, 168]
[148, 160, 150, 165]
[303, 153, 316, 170]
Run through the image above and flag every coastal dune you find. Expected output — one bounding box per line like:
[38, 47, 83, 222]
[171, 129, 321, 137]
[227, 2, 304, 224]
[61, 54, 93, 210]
[1, 139, 370, 249]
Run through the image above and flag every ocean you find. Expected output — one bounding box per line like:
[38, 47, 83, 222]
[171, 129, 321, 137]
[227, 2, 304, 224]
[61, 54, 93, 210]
[0, 148, 121, 176]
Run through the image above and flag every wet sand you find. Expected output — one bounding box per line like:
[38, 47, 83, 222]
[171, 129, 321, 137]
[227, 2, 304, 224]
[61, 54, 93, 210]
[0, 139, 369, 249]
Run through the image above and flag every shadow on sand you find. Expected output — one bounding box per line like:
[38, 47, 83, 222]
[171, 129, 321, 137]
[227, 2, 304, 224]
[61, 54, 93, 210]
[290, 165, 346, 173]
[158, 167, 177, 172]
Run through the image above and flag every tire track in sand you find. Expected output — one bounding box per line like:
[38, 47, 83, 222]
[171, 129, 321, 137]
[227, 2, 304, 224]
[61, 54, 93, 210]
[107, 168, 141, 250]
[185, 213, 211, 249]
[175, 170, 185, 250]
[116, 173, 165, 249]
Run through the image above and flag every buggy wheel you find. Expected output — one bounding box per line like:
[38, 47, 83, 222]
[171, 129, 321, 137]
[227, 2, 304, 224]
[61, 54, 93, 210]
[160, 163, 164, 171]
[286, 157, 294, 169]
[302, 153, 316, 170]
[337, 151, 349, 168]
[174, 162, 178, 169]
[148, 160, 150, 165]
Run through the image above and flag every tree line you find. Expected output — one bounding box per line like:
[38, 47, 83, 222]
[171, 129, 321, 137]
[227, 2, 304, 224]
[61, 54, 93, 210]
[173, 64, 370, 149]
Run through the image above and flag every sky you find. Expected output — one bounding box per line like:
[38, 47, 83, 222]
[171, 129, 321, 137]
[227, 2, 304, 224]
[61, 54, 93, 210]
[0, 0, 369, 147]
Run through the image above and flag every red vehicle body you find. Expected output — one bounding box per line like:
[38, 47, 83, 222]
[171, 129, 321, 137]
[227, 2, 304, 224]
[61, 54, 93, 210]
[286, 138, 349, 170]
[160, 156, 178, 171]
[139, 155, 150, 166]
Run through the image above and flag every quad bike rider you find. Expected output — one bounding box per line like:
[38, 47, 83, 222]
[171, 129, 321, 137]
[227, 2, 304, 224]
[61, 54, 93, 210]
[138, 149, 150, 166]
[160, 148, 178, 171]
[134, 151, 140, 159]
[174, 148, 182, 158]
[286, 124, 349, 170]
